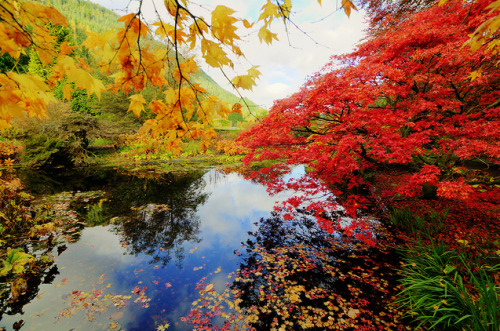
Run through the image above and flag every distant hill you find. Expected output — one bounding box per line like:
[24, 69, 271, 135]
[42, 0, 267, 120]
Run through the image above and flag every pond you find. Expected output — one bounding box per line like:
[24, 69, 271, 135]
[1, 165, 403, 331]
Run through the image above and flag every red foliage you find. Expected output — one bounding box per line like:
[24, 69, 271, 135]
[239, 0, 500, 223]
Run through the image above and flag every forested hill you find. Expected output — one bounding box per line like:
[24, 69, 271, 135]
[43, 0, 121, 33]
[42, 0, 266, 119]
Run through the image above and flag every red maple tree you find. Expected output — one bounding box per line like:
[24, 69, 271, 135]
[239, 0, 499, 222]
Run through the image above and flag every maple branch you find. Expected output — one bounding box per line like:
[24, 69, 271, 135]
[135, 8, 145, 78]
[357, 143, 379, 165]
[172, 2, 192, 137]
[174, 0, 209, 37]
[0, 3, 33, 44]
[284, 13, 334, 51]
[291, 126, 326, 136]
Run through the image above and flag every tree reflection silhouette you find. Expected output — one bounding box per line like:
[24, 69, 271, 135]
[110, 171, 209, 268]
[2, 167, 210, 328]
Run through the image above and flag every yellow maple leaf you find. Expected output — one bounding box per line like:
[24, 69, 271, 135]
[342, 0, 357, 17]
[164, 87, 178, 105]
[118, 13, 135, 24]
[231, 74, 257, 90]
[164, 0, 177, 17]
[70, 68, 105, 99]
[469, 70, 482, 81]
[153, 21, 171, 40]
[37, 48, 54, 65]
[149, 100, 167, 114]
[247, 65, 261, 78]
[42, 5, 68, 26]
[258, 26, 278, 45]
[128, 94, 146, 117]
[62, 84, 73, 101]
[201, 39, 231, 68]
[211, 5, 239, 45]
[259, 1, 280, 22]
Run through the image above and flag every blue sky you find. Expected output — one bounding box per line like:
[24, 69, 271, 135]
[91, 0, 367, 109]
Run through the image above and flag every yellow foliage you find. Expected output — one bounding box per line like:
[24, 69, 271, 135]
[342, 0, 357, 17]
[0, 0, 362, 154]
[211, 5, 240, 46]
[215, 140, 248, 156]
[201, 39, 232, 68]
[128, 94, 147, 118]
[258, 26, 279, 45]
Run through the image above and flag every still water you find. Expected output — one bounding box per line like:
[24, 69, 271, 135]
[1, 165, 318, 330]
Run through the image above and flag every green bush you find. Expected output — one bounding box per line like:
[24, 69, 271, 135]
[15, 102, 98, 168]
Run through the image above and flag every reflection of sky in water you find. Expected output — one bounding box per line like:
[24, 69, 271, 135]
[0, 167, 309, 331]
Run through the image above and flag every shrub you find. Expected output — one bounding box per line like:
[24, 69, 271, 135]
[14, 102, 98, 168]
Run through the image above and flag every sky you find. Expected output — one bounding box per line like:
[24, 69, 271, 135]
[91, 0, 367, 109]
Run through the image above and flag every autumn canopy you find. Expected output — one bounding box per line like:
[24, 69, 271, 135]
[0, 0, 499, 216]
[239, 0, 499, 222]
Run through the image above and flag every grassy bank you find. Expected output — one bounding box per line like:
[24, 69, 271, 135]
[384, 200, 500, 330]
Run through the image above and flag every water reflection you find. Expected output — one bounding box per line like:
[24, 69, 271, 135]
[1, 166, 290, 330]
[111, 192, 205, 268]
[1, 165, 401, 331]
[186, 212, 404, 330]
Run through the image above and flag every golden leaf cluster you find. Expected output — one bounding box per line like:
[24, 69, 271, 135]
[0, 0, 103, 129]
[0, 0, 360, 152]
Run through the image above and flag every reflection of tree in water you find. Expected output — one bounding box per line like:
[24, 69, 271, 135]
[21, 167, 210, 268]
[6, 166, 209, 328]
[186, 212, 406, 330]
[111, 171, 209, 268]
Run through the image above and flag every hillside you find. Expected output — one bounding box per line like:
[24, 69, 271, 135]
[42, 0, 266, 120]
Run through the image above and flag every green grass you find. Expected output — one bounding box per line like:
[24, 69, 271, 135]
[396, 239, 500, 330]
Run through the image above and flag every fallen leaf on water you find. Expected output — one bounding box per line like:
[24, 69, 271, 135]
[109, 321, 120, 329]
[347, 308, 360, 319]
[214, 267, 221, 273]
[189, 247, 198, 254]
[156, 322, 170, 330]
